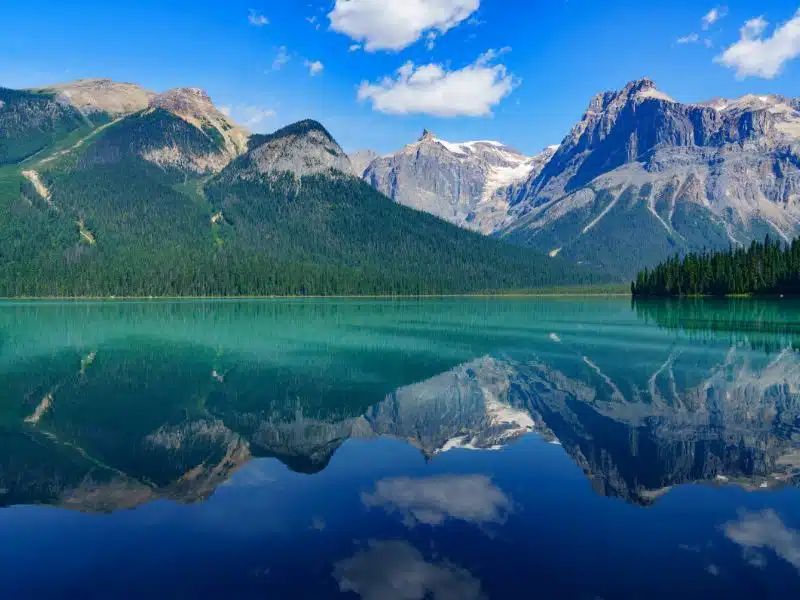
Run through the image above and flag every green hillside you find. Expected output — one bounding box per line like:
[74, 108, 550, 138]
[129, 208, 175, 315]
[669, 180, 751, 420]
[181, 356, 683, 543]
[0, 107, 602, 296]
[0, 87, 92, 165]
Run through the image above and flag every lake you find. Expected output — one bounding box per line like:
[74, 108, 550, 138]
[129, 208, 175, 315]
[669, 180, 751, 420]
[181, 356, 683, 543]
[1, 298, 799, 599]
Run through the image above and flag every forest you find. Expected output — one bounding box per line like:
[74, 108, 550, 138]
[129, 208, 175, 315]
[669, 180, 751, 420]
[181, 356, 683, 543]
[631, 237, 800, 297]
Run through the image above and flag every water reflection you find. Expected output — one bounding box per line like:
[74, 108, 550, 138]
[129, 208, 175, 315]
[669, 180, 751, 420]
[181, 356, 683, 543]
[1, 299, 799, 512]
[1, 299, 800, 598]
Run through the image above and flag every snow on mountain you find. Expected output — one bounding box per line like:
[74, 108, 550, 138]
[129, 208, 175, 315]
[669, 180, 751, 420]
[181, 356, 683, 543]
[363, 130, 556, 234]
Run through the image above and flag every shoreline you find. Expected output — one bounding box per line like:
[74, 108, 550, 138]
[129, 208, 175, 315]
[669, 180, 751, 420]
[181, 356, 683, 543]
[0, 292, 633, 301]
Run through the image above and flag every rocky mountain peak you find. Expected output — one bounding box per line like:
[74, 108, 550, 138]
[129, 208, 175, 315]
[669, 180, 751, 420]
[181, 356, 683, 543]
[224, 119, 352, 180]
[364, 133, 558, 234]
[149, 87, 214, 114]
[147, 86, 249, 160]
[624, 77, 656, 95]
[39, 78, 156, 116]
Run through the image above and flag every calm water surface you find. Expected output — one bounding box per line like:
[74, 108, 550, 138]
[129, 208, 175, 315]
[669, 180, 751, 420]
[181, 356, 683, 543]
[1, 298, 799, 599]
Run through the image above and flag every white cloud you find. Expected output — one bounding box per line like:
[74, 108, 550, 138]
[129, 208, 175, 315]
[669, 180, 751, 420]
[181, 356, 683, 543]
[676, 33, 700, 44]
[349, 44, 362, 52]
[357, 49, 516, 117]
[702, 6, 728, 30]
[306, 15, 321, 30]
[226, 105, 276, 131]
[328, 0, 479, 52]
[426, 31, 437, 51]
[725, 509, 800, 571]
[272, 46, 291, 70]
[333, 540, 484, 600]
[742, 16, 769, 39]
[304, 60, 324, 76]
[716, 9, 800, 78]
[248, 9, 269, 26]
[362, 475, 512, 527]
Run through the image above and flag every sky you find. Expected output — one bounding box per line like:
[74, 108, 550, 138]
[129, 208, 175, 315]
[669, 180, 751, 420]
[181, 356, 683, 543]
[3, 0, 800, 154]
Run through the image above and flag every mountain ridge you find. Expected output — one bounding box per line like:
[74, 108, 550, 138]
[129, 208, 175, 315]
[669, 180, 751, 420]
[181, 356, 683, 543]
[0, 81, 598, 297]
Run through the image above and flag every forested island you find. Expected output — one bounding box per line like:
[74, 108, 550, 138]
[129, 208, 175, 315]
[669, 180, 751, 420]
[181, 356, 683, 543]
[631, 237, 800, 297]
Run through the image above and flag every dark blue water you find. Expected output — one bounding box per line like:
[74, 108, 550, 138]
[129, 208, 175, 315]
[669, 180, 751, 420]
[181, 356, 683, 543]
[1, 298, 798, 599]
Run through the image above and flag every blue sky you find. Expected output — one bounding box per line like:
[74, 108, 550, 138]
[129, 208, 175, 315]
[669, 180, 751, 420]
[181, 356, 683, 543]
[3, 0, 800, 154]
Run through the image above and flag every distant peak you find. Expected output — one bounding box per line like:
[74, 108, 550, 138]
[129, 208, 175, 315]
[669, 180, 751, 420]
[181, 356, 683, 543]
[624, 77, 657, 94]
[419, 129, 436, 142]
[151, 87, 213, 108]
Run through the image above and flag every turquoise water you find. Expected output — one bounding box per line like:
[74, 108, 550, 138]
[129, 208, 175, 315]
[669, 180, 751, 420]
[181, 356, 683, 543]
[1, 298, 799, 599]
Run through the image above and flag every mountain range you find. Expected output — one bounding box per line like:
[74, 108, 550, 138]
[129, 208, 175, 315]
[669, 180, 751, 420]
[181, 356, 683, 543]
[0, 78, 595, 296]
[355, 78, 800, 278]
[1, 75, 798, 293]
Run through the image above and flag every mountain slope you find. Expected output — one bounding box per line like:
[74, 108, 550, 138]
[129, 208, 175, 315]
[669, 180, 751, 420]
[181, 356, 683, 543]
[0, 84, 601, 297]
[501, 78, 800, 278]
[203, 120, 597, 294]
[0, 87, 90, 164]
[364, 130, 556, 234]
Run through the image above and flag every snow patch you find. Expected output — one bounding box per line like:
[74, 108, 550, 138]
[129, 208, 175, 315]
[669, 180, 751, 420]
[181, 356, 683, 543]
[638, 88, 676, 103]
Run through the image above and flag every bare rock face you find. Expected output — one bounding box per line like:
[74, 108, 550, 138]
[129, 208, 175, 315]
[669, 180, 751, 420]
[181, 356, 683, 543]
[227, 120, 353, 180]
[149, 87, 249, 159]
[41, 78, 155, 116]
[348, 149, 380, 177]
[500, 79, 800, 277]
[364, 131, 556, 234]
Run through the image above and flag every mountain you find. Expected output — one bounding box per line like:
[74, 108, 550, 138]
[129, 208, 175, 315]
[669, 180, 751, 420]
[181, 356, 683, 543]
[0, 79, 598, 296]
[348, 149, 380, 177]
[501, 78, 800, 277]
[0, 87, 90, 165]
[355, 79, 800, 279]
[225, 119, 351, 180]
[363, 130, 557, 234]
[39, 78, 155, 117]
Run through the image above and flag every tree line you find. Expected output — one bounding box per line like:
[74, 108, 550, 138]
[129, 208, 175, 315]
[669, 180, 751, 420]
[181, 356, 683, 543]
[631, 237, 800, 297]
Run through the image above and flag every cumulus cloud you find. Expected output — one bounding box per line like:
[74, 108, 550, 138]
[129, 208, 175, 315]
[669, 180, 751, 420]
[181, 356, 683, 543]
[676, 33, 700, 44]
[725, 509, 800, 571]
[716, 9, 800, 78]
[362, 475, 511, 527]
[272, 46, 291, 70]
[702, 6, 728, 30]
[349, 44, 362, 52]
[248, 9, 269, 26]
[357, 49, 516, 117]
[304, 60, 324, 76]
[328, 0, 480, 52]
[333, 540, 484, 600]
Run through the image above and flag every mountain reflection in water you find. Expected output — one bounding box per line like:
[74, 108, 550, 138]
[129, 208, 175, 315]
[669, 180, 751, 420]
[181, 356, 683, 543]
[1, 299, 799, 599]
